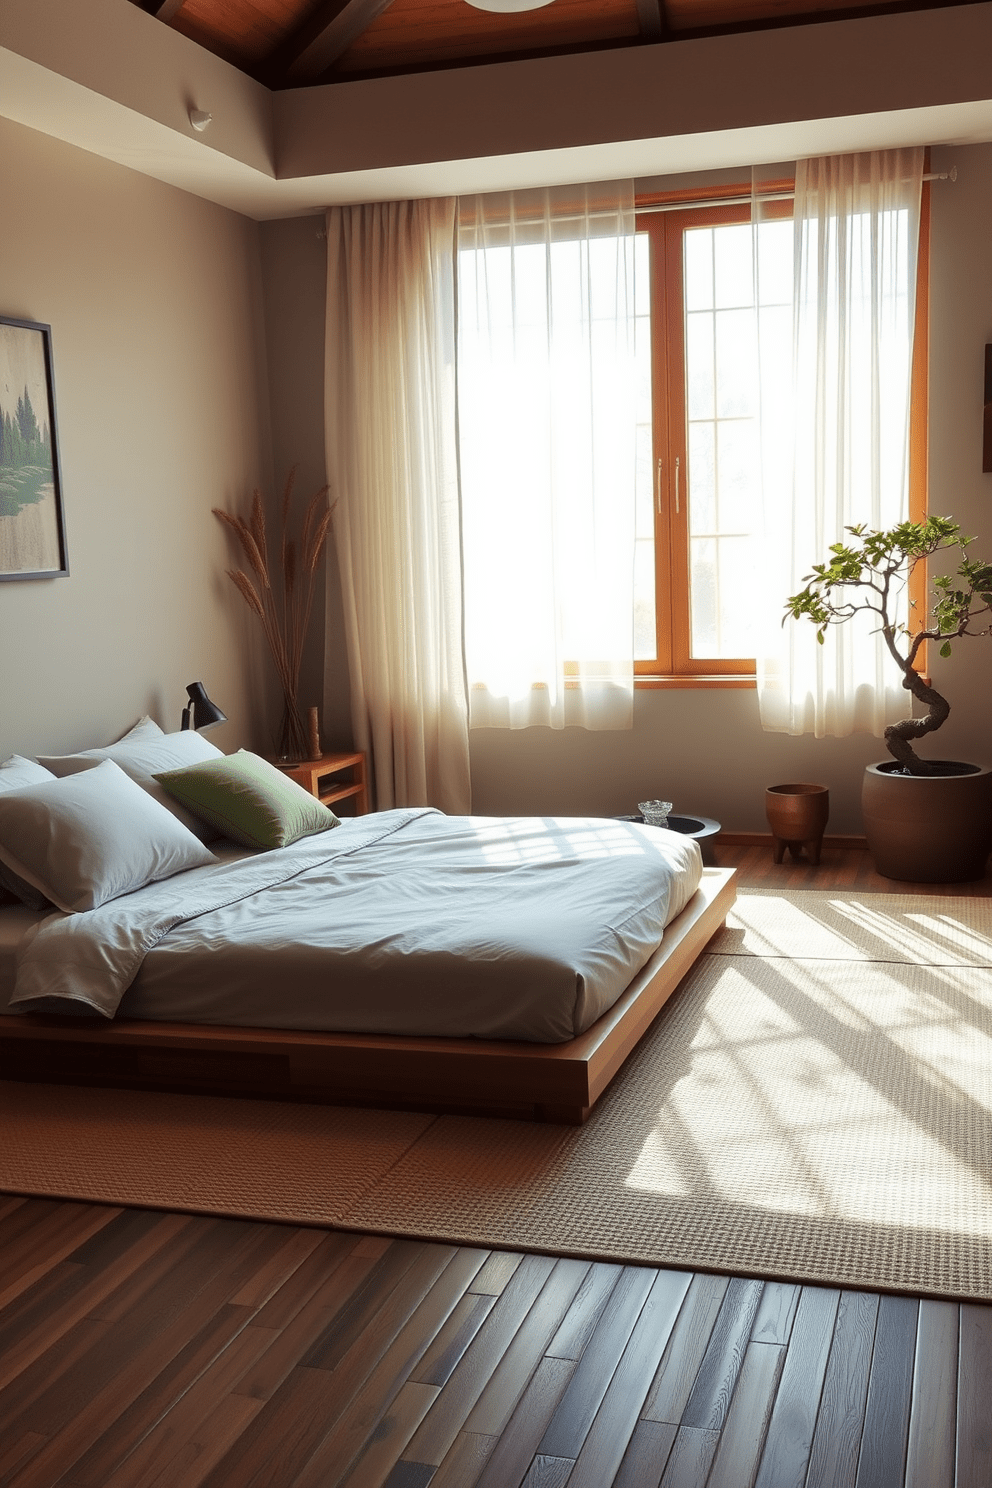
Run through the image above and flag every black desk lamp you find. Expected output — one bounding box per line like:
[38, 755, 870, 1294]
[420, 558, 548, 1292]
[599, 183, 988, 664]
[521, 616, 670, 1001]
[180, 682, 227, 732]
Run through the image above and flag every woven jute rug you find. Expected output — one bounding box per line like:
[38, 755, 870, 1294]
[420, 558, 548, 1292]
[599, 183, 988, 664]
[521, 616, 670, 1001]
[3, 889, 992, 1300]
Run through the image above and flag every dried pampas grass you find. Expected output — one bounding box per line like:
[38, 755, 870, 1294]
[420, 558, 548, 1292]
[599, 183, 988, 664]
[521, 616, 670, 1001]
[214, 469, 334, 760]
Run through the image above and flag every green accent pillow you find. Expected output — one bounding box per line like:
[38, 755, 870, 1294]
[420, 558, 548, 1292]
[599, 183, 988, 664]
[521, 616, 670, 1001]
[153, 750, 340, 850]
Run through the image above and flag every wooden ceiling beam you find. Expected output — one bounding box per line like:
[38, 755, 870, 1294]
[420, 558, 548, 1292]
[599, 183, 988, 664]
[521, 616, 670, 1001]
[155, 0, 186, 20]
[265, 0, 398, 85]
[635, 0, 667, 40]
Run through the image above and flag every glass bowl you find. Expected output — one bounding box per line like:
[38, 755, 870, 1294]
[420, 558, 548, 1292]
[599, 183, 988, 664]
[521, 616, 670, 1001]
[638, 800, 673, 827]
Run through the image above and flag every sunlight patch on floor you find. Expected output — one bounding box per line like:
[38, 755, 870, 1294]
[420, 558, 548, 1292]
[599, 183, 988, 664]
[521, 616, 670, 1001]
[623, 957, 992, 1235]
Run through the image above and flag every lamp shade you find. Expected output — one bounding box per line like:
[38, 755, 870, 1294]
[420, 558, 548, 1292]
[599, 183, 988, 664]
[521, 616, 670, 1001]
[181, 682, 227, 732]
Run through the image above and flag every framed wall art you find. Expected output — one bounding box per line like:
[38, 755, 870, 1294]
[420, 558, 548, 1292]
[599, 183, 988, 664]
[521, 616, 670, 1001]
[0, 315, 68, 580]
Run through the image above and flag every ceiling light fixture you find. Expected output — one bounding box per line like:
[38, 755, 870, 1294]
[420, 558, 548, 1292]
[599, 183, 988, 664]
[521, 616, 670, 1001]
[464, 0, 556, 11]
[189, 108, 213, 133]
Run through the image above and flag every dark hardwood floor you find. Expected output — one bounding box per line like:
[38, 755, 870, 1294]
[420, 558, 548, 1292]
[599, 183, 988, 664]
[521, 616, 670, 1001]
[2, 843, 990, 1488]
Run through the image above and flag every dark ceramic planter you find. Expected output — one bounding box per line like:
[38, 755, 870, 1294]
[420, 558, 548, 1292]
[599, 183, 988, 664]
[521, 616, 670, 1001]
[862, 761, 992, 883]
[765, 783, 830, 865]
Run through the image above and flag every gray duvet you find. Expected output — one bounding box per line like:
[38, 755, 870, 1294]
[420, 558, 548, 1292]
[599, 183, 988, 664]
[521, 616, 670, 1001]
[9, 809, 702, 1043]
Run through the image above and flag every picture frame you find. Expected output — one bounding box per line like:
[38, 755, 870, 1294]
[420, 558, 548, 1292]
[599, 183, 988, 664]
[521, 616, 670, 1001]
[0, 315, 68, 580]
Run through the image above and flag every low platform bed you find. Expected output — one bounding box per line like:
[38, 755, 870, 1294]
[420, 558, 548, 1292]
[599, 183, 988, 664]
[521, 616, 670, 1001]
[0, 868, 735, 1123]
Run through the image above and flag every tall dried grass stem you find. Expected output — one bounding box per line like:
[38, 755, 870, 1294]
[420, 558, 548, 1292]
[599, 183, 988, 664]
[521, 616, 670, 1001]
[215, 469, 334, 759]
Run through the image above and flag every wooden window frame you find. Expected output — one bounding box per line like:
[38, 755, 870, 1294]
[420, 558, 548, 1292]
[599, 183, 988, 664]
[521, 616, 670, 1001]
[633, 181, 930, 689]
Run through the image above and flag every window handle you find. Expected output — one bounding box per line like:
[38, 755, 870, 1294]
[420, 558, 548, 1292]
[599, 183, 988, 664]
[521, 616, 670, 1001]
[675, 456, 681, 515]
[656, 458, 663, 515]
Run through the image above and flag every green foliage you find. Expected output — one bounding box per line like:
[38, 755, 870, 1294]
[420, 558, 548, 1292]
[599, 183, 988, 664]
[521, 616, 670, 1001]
[785, 516, 992, 666]
[0, 389, 52, 516]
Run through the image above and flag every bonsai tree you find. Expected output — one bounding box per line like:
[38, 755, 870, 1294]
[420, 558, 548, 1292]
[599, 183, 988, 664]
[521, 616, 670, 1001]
[786, 515, 992, 775]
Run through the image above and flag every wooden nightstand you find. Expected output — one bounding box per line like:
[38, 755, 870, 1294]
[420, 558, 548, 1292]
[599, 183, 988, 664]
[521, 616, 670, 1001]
[276, 751, 368, 815]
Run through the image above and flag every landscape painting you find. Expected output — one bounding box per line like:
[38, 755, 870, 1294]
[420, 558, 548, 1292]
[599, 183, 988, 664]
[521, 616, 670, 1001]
[0, 316, 68, 579]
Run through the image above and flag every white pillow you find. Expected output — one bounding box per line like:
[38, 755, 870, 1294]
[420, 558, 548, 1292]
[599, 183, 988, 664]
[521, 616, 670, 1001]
[0, 755, 55, 790]
[0, 757, 60, 908]
[39, 724, 225, 843]
[0, 759, 215, 914]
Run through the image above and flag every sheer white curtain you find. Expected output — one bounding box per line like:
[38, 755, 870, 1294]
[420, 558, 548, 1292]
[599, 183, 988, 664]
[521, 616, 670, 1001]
[755, 149, 925, 736]
[324, 199, 471, 813]
[457, 183, 638, 729]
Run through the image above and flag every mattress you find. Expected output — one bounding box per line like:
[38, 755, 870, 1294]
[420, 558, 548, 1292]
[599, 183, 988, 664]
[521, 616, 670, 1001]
[2, 811, 702, 1043]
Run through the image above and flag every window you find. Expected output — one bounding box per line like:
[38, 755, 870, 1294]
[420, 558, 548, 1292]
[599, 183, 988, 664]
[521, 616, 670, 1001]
[457, 179, 928, 704]
[634, 185, 928, 685]
[634, 201, 793, 679]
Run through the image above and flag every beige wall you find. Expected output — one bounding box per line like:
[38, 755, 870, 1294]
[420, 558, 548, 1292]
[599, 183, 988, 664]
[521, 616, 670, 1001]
[266, 146, 992, 834]
[0, 115, 273, 762]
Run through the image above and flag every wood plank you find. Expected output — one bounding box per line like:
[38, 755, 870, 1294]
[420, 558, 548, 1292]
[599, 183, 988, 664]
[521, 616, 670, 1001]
[681, 1276, 764, 1431]
[470, 1251, 523, 1296]
[464, 1259, 590, 1437]
[753, 1286, 840, 1488]
[473, 1355, 576, 1488]
[342, 1381, 440, 1488]
[565, 1269, 693, 1487]
[955, 1302, 992, 1488]
[198, 1366, 342, 1488]
[63, 1302, 261, 1488]
[0, 1316, 114, 1431]
[299, 1238, 429, 1370]
[705, 1341, 785, 1488]
[521, 1456, 574, 1488]
[805, 1289, 880, 1488]
[0, 1201, 122, 1310]
[642, 1272, 729, 1423]
[247, 1228, 362, 1331]
[536, 1264, 658, 1458]
[0, 1196, 69, 1253]
[0, 1430, 47, 1482]
[420, 1430, 496, 1488]
[0, 1193, 29, 1227]
[659, 1425, 720, 1486]
[411, 1292, 498, 1386]
[544, 1262, 622, 1361]
[93, 1320, 276, 1488]
[904, 1300, 957, 1488]
[290, 1247, 485, 1488]
[5, 1220, 280, 1488]
[84, 1215, 243, 1326]
[396, 1253, 557, 1466]
[0, 1211, 193, 1394]
[9, 1217, 256, 1433]
[751, 1282, 801, 1345]
[853, 1294, 918, 1488]
[382, 1461, 439, 1488]
[229, 1226, 329, 1308]
[124, 1391, 262, 1488]
[612, 1418, 678, 1488]
[233, 1240, 411, 1403]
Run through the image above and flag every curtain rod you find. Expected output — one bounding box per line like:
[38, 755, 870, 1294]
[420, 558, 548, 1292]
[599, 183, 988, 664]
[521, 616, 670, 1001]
[637, 167, 956, 216]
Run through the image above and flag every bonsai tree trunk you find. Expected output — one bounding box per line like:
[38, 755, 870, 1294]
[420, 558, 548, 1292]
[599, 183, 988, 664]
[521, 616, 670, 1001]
[883, 671, 951, 774]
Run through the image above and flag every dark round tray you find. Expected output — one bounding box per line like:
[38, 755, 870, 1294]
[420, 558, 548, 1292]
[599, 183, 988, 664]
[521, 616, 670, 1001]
[616, 812, 721, 864]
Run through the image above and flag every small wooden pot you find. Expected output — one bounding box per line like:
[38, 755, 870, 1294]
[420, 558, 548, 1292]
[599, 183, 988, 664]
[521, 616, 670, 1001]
[766, 783, 830, 865]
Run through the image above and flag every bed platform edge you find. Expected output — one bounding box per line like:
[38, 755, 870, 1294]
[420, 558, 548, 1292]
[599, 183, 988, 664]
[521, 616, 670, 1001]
[0, 867, 736, 1124]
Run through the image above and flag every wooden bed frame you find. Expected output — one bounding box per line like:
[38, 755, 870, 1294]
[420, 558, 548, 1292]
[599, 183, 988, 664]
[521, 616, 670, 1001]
[0, 867, 736, 1123]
